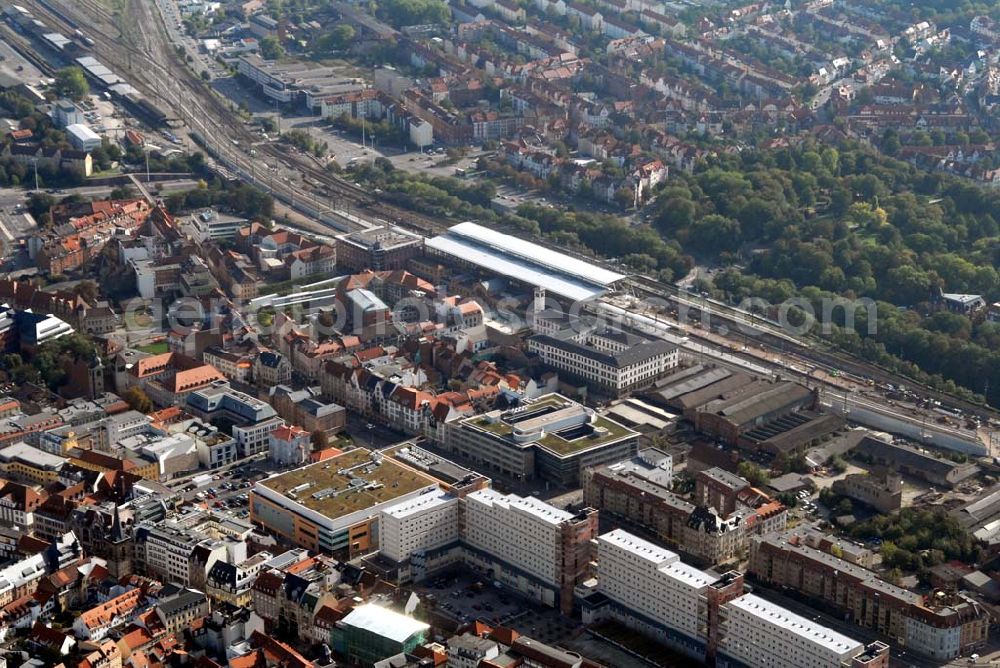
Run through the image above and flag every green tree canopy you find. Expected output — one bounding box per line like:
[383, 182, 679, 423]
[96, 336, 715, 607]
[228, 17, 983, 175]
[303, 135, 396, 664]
[260, 36, 284, 60]
[53, 67, 89, 100]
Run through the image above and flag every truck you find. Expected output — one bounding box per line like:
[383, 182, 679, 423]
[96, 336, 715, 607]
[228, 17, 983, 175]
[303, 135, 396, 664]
[191, 473, 213, 489]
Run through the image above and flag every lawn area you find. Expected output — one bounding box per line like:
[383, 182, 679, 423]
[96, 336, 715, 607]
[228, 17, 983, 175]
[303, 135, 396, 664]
[136, 341, 169, 354]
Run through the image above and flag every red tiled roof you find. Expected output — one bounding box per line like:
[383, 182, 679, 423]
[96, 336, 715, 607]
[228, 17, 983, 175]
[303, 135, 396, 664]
[271, 425, 308, 442]
[168, 365, 226, 393]
[119, 625, 155, 651]
[309, 447, 343, 463]
[79, 588, 143, 632]
[30, 621, 72, 649]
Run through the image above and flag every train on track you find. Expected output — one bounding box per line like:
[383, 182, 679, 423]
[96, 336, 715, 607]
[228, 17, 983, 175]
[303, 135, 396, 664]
[8, 0, 170, 128]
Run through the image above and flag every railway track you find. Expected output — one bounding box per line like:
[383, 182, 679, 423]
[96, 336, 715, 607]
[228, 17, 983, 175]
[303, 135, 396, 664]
[25, 0, 451, 237]
[627, 274, 999, 422]
[0, 21, 55, 76]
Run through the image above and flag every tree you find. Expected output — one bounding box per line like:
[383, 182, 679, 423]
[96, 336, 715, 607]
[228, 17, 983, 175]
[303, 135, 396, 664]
[613, 186, 634, 210]
[377, 0, 449, 26]
[328, 24, 356, 50]
[123, 386, 153, 414]
[72, 280, 99, 304]
[260, 36, 284, 60]
[881, 128, 901, 156]
[311, 430, 329, 450]
[737, 461, 769, 487]
[53, 67, 89, 100]
[110, 185, 135, 200]
[690, 214, 741, 254]
[28, 192, 56, 219]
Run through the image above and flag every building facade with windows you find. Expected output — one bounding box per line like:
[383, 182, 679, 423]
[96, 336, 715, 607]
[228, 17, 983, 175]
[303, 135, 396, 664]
[528, 328, 678, 396]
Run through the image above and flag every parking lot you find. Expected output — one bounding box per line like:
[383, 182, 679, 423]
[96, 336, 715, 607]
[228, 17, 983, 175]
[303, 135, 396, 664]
[172, 455, 280, 520]
[416, 571, 581, 645]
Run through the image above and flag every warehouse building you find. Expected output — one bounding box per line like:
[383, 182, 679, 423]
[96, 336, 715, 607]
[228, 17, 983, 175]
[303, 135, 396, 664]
[236, 54, 368, 109]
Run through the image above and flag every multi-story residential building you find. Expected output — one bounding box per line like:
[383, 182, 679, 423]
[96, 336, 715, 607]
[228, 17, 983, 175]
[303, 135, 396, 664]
[268, 424, 311, 466]
[588, 528, 727, 658]
[722, 594, 878, 668]
[30, 200, 158, 275]
[205, 551, 272, 607]
[70, 497, 167, 579]
[254, 350, 292, 387]
[750, 533, 989, 661]
[134, 511, 250, 588]
[270, 385, 346, 436]
[33, 495, 76, 542]
[0, 531, 80, 607]
[583, 529, 888, 668]
[462, 489, 597, 615]
[73, 588, 148, 641]
[335, 225, 423, 272]
[0, 481, 43, 531]
[583, 459, 787, 565]
[249, 550, 342, 642]
[202, 346, 254, 384]
[155, 588, 211, 634]
[77, 639, 122, 668]
[443, 394, 639, 485]
[378, 489, 463, 584]
[448, 633, 501, 668]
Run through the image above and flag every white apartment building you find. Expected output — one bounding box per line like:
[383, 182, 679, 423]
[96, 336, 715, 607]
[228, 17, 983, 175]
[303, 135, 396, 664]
[464, 489, 568, 600]
[379, 487, 596, 613]
[233, 415, 285, 457]
[589, 529, 875, 667]
[720, 594, 864, 668]
[379, 489, 461, 581]
[136, 523, 201, 585]
[528, 328, 678, 395]
[905, 616, 962, 662]
[462, 489, 597, 614]
[595, 528, 714, 653]
[190, 210, 247, 242]
[268, 424, 310, 466]
[0, 491, 35, 531]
